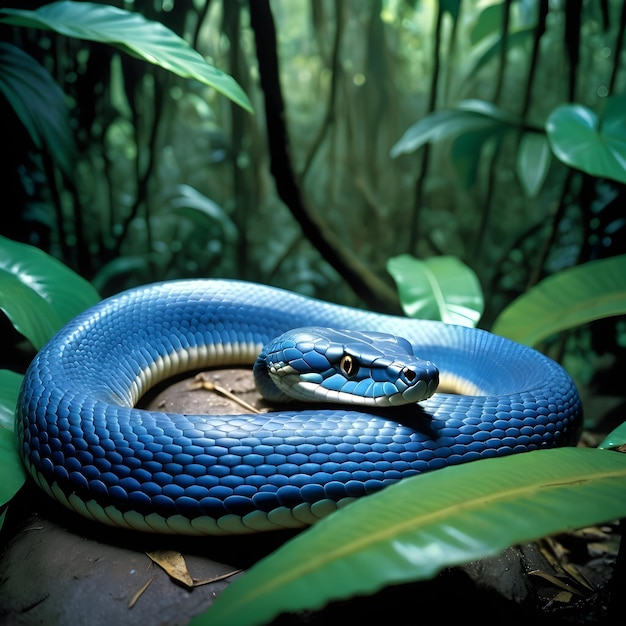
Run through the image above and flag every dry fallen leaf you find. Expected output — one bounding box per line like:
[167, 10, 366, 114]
[147, 550, 194, 588]
[528, 569, 583, 597]
[145, 550, 242, 591]
[538, 537, 594, 592]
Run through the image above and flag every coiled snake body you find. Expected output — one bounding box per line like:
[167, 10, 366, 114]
[16, 280, 582, 535]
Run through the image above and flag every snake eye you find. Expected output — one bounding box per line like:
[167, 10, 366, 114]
[339, 354, 359, 378]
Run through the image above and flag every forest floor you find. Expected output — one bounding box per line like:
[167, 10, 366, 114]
[0, 368, 624, 625]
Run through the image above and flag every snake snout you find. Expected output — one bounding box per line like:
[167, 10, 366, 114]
[397, 359, 439, 404]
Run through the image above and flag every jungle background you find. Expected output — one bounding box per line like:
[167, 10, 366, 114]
[2, 0, 626, 395]
[1, 0, 626, 624]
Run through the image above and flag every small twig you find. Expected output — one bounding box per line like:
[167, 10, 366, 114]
[193, 569, 243, 587]
[128, 575, 155, 609]
[190, 374, 261, 414]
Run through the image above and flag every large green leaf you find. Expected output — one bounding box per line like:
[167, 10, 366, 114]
[0, 235, 100, 350]
[0, 1, 252, 113]
[0, 370, 27, 512]
[387, 255, 483, 327]
[0, 43, 75, 176]
[491, 255, 626, 346]
[546, 95, 626, 184]
[199, 447, 626, 626]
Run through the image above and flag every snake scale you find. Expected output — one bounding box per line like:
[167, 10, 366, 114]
[16, 280, 582, 535]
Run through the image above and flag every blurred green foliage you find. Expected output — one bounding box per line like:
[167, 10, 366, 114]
[0, 0, 625, 401]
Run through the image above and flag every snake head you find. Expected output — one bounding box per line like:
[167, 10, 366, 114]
[255, 327, 439, 407]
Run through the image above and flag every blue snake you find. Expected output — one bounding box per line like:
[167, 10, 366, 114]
[16, 280, 582, 535]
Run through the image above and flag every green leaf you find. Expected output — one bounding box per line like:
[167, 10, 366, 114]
[391, 109, 497, 157]
[200, 447, 626, 626]
[598, 422, 626, 450]
[391, 100, 516, 158]
[516, 132, 551, 197]
[0, 43, 75, 176]
[491, 255, 626, 346]
[0, 1, 252, 113]
[387, 255, 483, 327]
[0, 370, 27, 520]
[0, 235, 100, 350]
[546, 96, 626, 184]
[0, 370, 23, 432]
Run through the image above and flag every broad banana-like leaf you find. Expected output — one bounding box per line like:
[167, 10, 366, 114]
[387, 254, 483, 327]
[0, 235, 100, 350]
[0, 1, 252, 112]
[198, 447, 626, 626]
[492, 255, 626, 346]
